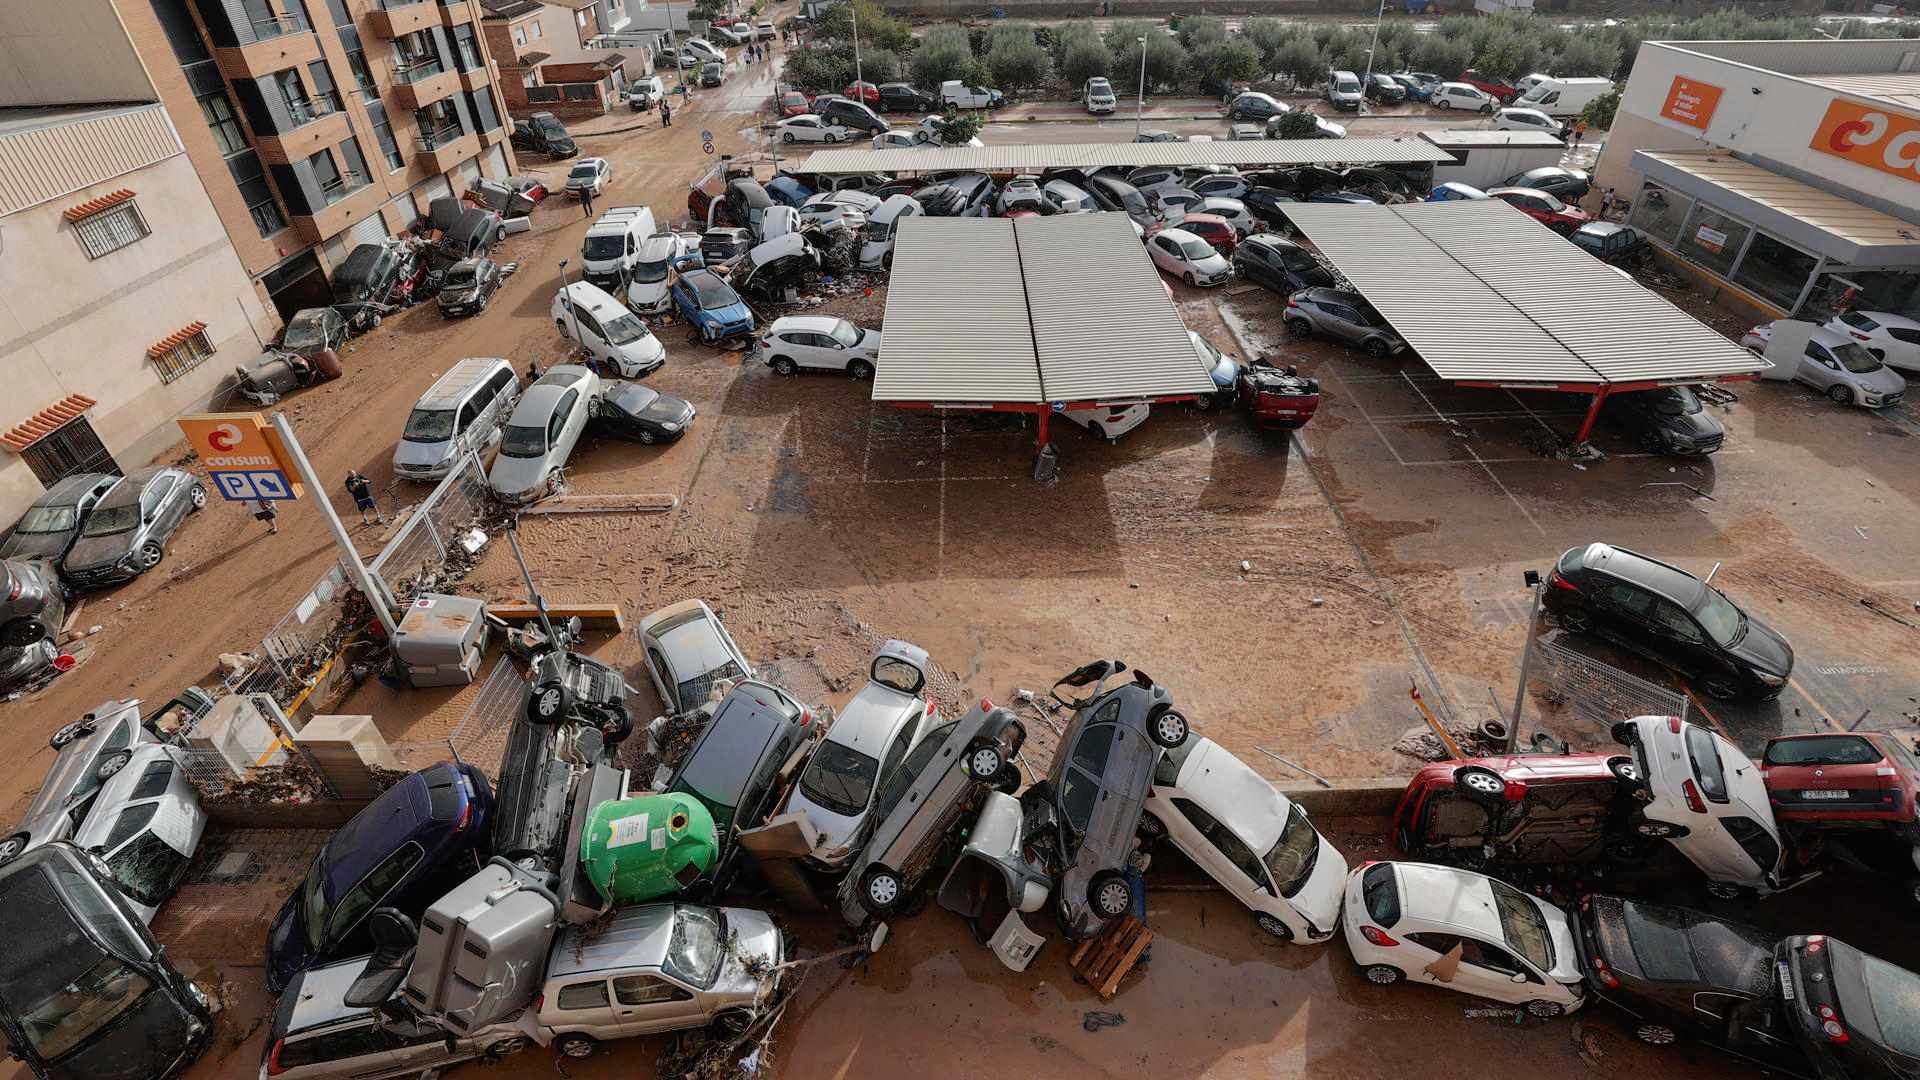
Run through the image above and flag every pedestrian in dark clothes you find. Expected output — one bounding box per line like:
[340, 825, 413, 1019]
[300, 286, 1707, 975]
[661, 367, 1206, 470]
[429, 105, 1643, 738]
[527, 359, 543, 382]
[661, 101, 672, 127]
[580, 185, 595, 216]
[252, 498, 279, 535]
[345, 469, 383, 526]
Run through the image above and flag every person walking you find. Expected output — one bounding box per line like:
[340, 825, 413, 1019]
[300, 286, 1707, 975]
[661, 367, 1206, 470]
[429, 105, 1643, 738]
[661, 100, 672, 127]
[580, 184, 595, 216]
[251, 498, 279, 535]
[1571, 118, 1588, 145]
[1599, 187, 1617, 219]
[345, 469, 384, 526]
[526, 359, 543, 382]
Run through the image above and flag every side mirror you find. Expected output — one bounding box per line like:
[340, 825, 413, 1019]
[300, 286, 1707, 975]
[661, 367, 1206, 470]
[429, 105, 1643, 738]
[1511, 972, 1529, 984]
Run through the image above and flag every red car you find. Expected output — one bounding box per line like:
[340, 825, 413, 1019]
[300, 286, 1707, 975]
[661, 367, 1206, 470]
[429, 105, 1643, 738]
[1762, 732, 1920, 829]
[1169, 212, 1237, 254]
[1488, 186, 1591, 234]
[844, 80, 880, 105]
[777, 90, 810, 117]
[1393, 751, 1642, 868]
[1458, 68, 1520, 103]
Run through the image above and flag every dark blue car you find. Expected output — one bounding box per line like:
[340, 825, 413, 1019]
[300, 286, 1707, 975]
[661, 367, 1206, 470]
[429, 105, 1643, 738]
[671, 268, 756, 343]
[765, 176, 814, 207]
[266, 761, 491, 993]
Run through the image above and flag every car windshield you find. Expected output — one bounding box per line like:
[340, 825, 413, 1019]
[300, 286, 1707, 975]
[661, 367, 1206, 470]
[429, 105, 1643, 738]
[105, 831, 188, 907]
[1685, 725, 1730, 802]
[1490, 878, 1553, 970]
[692, 276, 738, 308]
[633, 258, 670, 283]
[1537, 192, 1568, 212]
[13, 951, 153, 1061]
[1691, 587, 1745, 647]
[1264, 803, 1321, 897]
[1764, 735, 1881, 766]
[299, 857, 328, 952]
[1178, 238, 1215, 261]
[568, 164, 598, 181]
[1654, 386, 1702, 415]
[499, 424, 548, 458]
[797, 740, 880, 817]
[1336, 76, 1360, 92]
[1840, 946, 1920, 1058]
[584, 235, 625, 259]
[1280, 249, 1317, 271]
[15, 504, 78, 534]
[676, 660, 744, 715]
[828, 321, 863, 347]
[602, 311, 650, 346]
[1832, 340, 1885, 373]
[662, 905, 727, 988]
[863, 219, 893, 241]
[281, 313, 328, 349]
[402, 408, 456, 443]
[79, 504, 138, 537]
[1191, 335, 1222, 364]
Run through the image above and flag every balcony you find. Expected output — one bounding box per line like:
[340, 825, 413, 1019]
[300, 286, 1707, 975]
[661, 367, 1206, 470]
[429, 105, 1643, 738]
[390, 58, 459, 108]
[320, 172, 372, 206]
[252, 13, 309, 41]
[439, 1, 475, 28]
[414, 124, 480, 173]
[252, 108, 350, 166]
[365, 0, 437, 39]
[455, 61, 491, 94]
[214, 26, 321, 79]
[288, 173, 386, 244]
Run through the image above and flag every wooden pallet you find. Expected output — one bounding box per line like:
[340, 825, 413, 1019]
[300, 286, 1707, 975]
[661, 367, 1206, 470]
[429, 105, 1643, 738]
[1069, 915, 1152, 1001]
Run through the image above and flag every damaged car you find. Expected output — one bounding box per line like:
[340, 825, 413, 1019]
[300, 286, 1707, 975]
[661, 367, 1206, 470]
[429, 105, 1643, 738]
[0, 557, 66, 691]
[1, 472, 120, 564]
[0, 698, 165, 867]
[670, 268, 756, 343]
[60, 466, 204, 589]
[68, 743, 204, 923]
[1615, 714, 1798, 898]
[730, 234, 820, 303]
[1392, 750, 1645, 871]
[587, 381, 696, 445]
[638, 598, 754, 717]
[665, 680, 815, 894]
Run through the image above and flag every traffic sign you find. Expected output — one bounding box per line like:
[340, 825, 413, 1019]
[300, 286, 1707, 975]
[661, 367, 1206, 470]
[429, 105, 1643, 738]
[1050, 400, 1066, 413]
[211, 469, 296, 502]
[699, 129, 713, 142]
[178, 412, 305, 501]
[703, 142, 715, 155]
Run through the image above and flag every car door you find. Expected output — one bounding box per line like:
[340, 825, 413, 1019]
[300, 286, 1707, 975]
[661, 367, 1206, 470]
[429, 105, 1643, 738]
[551, 976, 619, 1034]
[1323, 301, 1368, 344]
[1404, 931, 1463, 990]
[1592, 578, 1660, 651]
[645, 645, 680, 713]
[1799, 342, 1840, 391]
[550, 387, 584, 462]
[1645, 598, 1717, 678]
[1455, 937, 1545, 1005]
[1167, 796, 1275, 914]
[326, 841, 425, 954]
[1149, 234, 1178, 274]
[609, 973, 699, 1035]
[799, 331, 843, 370]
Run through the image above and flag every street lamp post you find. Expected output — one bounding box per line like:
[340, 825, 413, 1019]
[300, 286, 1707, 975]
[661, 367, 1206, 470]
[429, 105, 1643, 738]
[558, 258, 583, 358]
[852, 0, 863, 98]
[1134, 36, 1147, 138]
[1361, 0, 1385, 116]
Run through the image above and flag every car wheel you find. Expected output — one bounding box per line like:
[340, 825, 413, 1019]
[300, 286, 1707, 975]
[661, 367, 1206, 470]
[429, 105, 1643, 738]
[1256, 913, 1293, 941]
[189, 483, 207, 510]
[1480, 103, 1495, 114]
[1638, 427, 1666, 453]
[1088, 869, 1133, 920]
[137, 539, 164, 570]
[483, 1037, 527, 1060]
[1363, 337, 1390, 359]
[1701, 676, 1741, 701]
[527, 679, 573, 724]
[0, 835, 26, 864]
[97, 750, 132, 781]
[1363, 964, 1404, 986]
[1182, 271, 1198, 287]
[1635, 819, 1684, 839]
[825, 132, 840, 143]
[772, 357, 798, 376]
[1454, 765, 1506, 804]
[0, 617, 46, 649]
[782, 132, 795, 143]
[1607, 756, 1640, 784]
[967, 743, 1004, 781]
[847, 359, 874, 380]
[713, 1009, 756, 1036]
[1147, 707, 1189, 748]
[1088, 423, 1106, 442]
[859, 865, 903, 915]
[1284, 317, 1311, 337]
[1828, 383, 1853, 405]
[638, 430, 658, 444]
[554, 1034, 596, 1059]
[1705, 881, 1742, 901]
[1437, 99, 1452, 110]
[1556, 605, 1594, 634]
[1194, 392, 1218, 413]
[1525, 1000, 1565, 1019]
[1635, 1023, 1678, 1045]
[50, 717, 95, 749]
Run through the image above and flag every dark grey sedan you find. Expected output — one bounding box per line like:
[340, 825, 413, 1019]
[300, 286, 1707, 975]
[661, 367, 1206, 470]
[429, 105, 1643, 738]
[437, 257, 501, 317]
[60, 467, 204, 588]
[0, 472, 120, 563]
[1502, 165, 1592, 202]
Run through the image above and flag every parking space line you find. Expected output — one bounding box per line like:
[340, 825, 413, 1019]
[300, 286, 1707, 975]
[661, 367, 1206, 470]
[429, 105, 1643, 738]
[1396, 371, 1547, 538]
[1683, 689, 1735, 740]
[1322, 368, 1411, 466]
[1502, 389, 1563, 439]
[1787, 677, 1843, 730]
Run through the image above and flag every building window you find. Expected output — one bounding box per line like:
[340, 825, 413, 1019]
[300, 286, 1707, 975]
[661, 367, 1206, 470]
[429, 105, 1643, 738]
[577, 11, 586, 27]
[532, 22, 543, 38]
[199, 92, 248, 154]
[1733, 231, 1819, 311]
[343, 46, 378, 100]
[367, 101, 405, 170]
[453, 25, 483, 71]
[523, 71, 538, 88]
[1627, 182, 1694, 248]
[307, 60, 344, 114]
[228, 150, 286, 236]
[309, 147, 349, 203]
[1675, 203, 1750, 278]
[151, 327, 215, 384]
[338, 137, 371, 187]
[513, 26, 527, 46]
[72, 201, 150, 258]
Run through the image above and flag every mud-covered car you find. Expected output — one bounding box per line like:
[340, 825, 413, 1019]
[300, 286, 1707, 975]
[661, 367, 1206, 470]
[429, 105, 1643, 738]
[0, 557, 68, 691]
[1392, 750, 1645, 870]
[499, 647, 633, 870]
[1020, 660, 1190, 939]
[0, 698, 165, 866]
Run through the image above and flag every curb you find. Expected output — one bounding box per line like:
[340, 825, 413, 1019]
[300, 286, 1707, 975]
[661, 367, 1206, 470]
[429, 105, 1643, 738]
[1276, 776, 1407, 817]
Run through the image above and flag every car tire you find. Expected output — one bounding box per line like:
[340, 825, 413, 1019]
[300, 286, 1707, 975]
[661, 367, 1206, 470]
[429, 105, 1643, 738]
[713, 1009, 756, 1037]
[1284, 317, 1311, 337]
[1525, 1000, 1566, 1019]
[1701, 676, 1742, 701]
[847, 359, 874, 380]
[528, 679, 573, 724]
[1453, 765, 1507, 805]
[1635, 819, 1685, 839]
[772, 357, 798, 376]
[993, 763, 1022, 794]
[1363, 964, 1404, 985]
[1634, 1023, 1678, 1045]
[1257, 913, 1293, 941]
[554, 1033, 597, 1059]
[0, 834, 27, 864]
[825, 132, 840, 143]
[966, 742, 1004, 781]
[1437, 99, 1452, 110]
[1480, 103, 1495, 114]
[1555, 605, 1594, 634]
[137, 539, 164, 570]
[859, 864, 903, 915]
[0, 617, 47, 649]
[1194, 393, 1218, 413]
[1638, 428, 1666, 453]
[1183, 272, 1197, 286]
[1137, 811, 1167, 840]
[50, 717, 95, 750]
[1147, 707, 1189, 749]
[1705, 881, 1743, 901]
[1607, 756, 1640, 784]
[638, 430, 658, 444]
[1088, 423, 1106, 442]
[782, 132, 795, 143]
[1088, 869, 1133, 920]
[97, 750, 132, 781]
[1828, 384, 1853, 405]
[1363, 337, 1390, 359]
[189, 483, 207, 510]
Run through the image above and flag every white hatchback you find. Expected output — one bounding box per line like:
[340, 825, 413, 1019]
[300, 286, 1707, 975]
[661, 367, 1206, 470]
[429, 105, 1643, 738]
[1827, 309, 1920, 373]
[776, 114, 850, 144]
[1062, 402, 1150, 442]
[70, 743, 205, 923]
[758, 316, 881, 378]
[1615, 714, 1792, 897]
[1142, 737, 1348, 942]
[1431, 82, 1495, 112]
[1342, 861, 1588, 1017]
[625, 233, 697, 315]
[552, 281, 665, 377]
[1146, 228, 1232, 286]
[1494, 107, 1562, 135]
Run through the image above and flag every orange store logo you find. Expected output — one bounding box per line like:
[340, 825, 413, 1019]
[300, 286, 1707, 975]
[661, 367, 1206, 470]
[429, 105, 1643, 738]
[1659, 76, 1722, 130]
[1811, 98, 1920, 183]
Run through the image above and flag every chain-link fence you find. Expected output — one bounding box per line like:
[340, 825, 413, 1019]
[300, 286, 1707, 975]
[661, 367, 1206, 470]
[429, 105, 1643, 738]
[368, 452, 495, 609]
[1527, 637, 1691, 732]
[230, 563, 358, 706]
[393, 653, 526, 779]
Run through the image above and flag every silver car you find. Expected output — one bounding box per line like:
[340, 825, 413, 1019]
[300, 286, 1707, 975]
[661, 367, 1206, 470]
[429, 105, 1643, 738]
[0, 472, 119, 563]
[0, 699, 162, 865]
[487, 364, 600, 503]
[637, 598, 754, 715]
[533, 903, 783, 1059]
[1742, 324, 1907, 408]
[1283, 287, 1407, 358]
[263, 956, 526, 1080]
[60, 466, 204, 587]
[69, 743, 205, 922]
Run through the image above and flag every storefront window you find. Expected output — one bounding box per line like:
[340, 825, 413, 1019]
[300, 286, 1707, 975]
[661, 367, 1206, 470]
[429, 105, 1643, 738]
[1675, 204, 1749, 278]
[1629, 182, 1693, 246]
[1732, 231, 1818, 311]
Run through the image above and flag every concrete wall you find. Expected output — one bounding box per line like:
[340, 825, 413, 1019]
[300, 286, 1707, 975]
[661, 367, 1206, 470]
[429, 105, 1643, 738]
[0, 0, 155, 106]
[0, 149, 275, 521]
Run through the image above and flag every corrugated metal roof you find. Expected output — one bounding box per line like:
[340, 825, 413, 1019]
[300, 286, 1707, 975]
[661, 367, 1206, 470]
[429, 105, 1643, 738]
[1635, 149, 1920, 264]
[1284, 200, 1769, 387]
[1805, 71, 1920, 110]
[1662, 39, 1920, 78]
[797, 138, 1451, 176]
[1418, 130, 1565, 149]
[1015, 214, 1217, 402]
[874, 217, 1042, 404]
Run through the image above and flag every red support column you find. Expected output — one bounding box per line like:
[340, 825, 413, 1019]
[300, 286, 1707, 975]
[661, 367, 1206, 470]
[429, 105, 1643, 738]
[1571, 387, 1610, 446]
[1036, 406, 1051, 449]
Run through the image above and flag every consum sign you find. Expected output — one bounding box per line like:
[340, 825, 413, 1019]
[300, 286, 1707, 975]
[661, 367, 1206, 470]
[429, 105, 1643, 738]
[1811, 98, 1920, 184]
[1659, 75, 1723, 130]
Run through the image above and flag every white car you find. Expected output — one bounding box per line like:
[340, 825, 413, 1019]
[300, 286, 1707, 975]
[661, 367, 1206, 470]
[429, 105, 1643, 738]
[0, 699, 163, 864]
[1189, 174, 1250, 200]
[1196, 196, 1256, 236]
[69, 743, 205, 923]
[1149, 186, 1204, 216]
[1341, 861, 1588, 1017]
[637, 599, 754, 716]
[776, 114, 851, 144]
[996, 176, 1044, 215]
[1614, 715, 1791, 897]
[1494, 107, 1563, 136]
[1062, 402, 1150, 442]
[1431, 82, 1496, 112]
[1085, 76, 1117, 114]
[859, 194, 922, 268]
[683, 37, 726, 63]
[625, 232, 697, 314]
[1146, 228, 1232, 286]
[553, 281, 665, 377]
[710, 23, 751, 44]
[786, 640, 937, 870]
[758, 315, 881, 378]
[871, 128, 918, 150]
[565, 157, 612, 198]
[800, 189, 881, 230]
[1828, 309, 1920, 373]
[1142, 738, 1348, 942]
[487, 364, 599, 504]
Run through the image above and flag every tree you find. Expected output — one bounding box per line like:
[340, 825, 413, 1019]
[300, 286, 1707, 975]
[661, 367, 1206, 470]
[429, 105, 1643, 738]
[1274, 38, 1324, 91]
[911, 27, 984, 92]
[812, 0, 911, 54]
[1473, 32, 1538, 82]
[1142, 33, 1186, 91]
[1187, 40, 1261, 96]
[860, 48, 901, 83]
[1270, 109, 1319, 139]
[1579, 88, 1621, 131]
[1408, 35, 1472, 80]
[1553, 37, 1621, 79]
[1241, 18, 1293, 76]
[987, 29, 1050, 90]
[784, 44, 857, 93]
[933, 112, 983, 145]
[1061, 38, 1112, 89]
[1178, 15, 1227, 50]
[1053, 19, 1104, 64]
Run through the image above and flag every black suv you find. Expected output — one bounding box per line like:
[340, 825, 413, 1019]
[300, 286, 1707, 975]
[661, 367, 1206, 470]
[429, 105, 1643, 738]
[877, 82, 937, 113]
[667, 680, 813, 892]
[1542, 543, 1793, 700]
[817, 97, 887, 134]
[1569, 222, 1653, 266]
[510, 111, 577, 159]
[1602, 386, 1724, 456]
[1233, 235, 1334, 295]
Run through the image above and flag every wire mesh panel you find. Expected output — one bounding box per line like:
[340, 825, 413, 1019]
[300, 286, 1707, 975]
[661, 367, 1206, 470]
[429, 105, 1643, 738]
[1529, 637, 1691, 731]
[368, 452, 496, 608]
[393, 653, 525, 779]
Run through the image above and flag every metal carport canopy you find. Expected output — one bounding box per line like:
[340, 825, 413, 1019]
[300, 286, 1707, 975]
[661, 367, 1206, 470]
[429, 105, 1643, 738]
[1282, 200, 1770, 388]
[797, 138, 1452, 176]
[873, 217, 1042, 404]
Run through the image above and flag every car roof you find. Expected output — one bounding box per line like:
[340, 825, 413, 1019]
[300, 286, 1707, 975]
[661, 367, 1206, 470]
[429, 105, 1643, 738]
[547, 902, 674, 977]
[1578, 543, 1705, 606]
[561, 281, 626, 315]
[322, 766, 437, 889]
[1488, 186, 1555, 200]
[1172, 738, 1294, 850]
[281, 955, 378, 1034]
[29, 471, 115, 509]
[90, 467, 171, 510]
[1156, 227, 1204, 244]
[829, 683, 928, 756]
[1853, 309, 1920, 330]
[654, 611, 736, 673]
[1807, 325, 1859, 349]
[1577, 221, 1626, 236]
[1302, 286, 1361, 304]
[771, 315, 843, 334]
[1394, 863, 1508, 936]
[70, 744, 180, 850]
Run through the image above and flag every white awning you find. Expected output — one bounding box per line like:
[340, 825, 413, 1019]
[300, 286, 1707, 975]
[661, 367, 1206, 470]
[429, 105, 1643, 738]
[1283, 200, 1770, 388]
[798, 138, 1452, 176]
[875, 213, 1217, 406]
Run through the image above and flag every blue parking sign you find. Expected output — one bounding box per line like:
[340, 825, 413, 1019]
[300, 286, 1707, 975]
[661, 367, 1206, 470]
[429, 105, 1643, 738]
[212, 469, 296, 502]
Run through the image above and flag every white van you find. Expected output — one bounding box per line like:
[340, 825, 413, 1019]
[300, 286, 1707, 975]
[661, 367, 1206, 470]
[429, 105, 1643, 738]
[859, 194, 922, 268]
[940, 80, 1003, 110]
[1515, 76, 1615, 117]
[627, 75, 666, 110]
[551, 281, 666, 377]
[393, 357, 520, 480]
[581, 205, 656, 290]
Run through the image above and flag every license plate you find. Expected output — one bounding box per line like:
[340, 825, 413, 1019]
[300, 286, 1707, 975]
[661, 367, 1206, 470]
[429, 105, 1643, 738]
[1778, 961, 1795, 1000]
[1802, 790, 1849, 800]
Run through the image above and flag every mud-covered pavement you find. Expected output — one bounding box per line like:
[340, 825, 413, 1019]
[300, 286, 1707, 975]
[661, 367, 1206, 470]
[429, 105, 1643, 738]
[2, 21, 1917, 1080]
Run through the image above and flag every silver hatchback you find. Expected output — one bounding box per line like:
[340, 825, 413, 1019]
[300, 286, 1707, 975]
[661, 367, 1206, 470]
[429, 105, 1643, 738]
[60, 466, 204, 588]
[1283, 287, 1407, 358]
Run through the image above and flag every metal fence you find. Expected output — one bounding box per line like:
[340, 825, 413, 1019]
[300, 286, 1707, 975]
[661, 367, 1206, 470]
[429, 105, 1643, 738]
[227, 563, 358, 706]
[393, 653, 525, 778]
[1527, 637, 1691, 732]
[368, 452, 495, 609]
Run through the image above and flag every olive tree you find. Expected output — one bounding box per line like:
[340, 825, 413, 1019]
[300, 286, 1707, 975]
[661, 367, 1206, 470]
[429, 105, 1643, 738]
[986, 28, 1051, 91]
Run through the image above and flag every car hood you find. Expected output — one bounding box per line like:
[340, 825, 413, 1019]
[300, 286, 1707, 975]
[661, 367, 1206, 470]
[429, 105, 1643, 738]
[1857, 366, 1908, 395]
[393, 438, 457, 469]
[0, 529, 72, 560]
[1658, 409, 1724, 442]
[489, 455, 555, 502]
[1290, 834, 1350, 933]
[1545, 911, 1585, 984]
[62, 532, 134, 571]
[713, 909, 783, 998]
[1726, 614, 1794, 679]
[628, 278, 672, 305]
[700, 300, 753, 327]
[786, 788, 864, 853]
[1296, 265, 1336, 288]
[1195, 252, 1232, 274]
